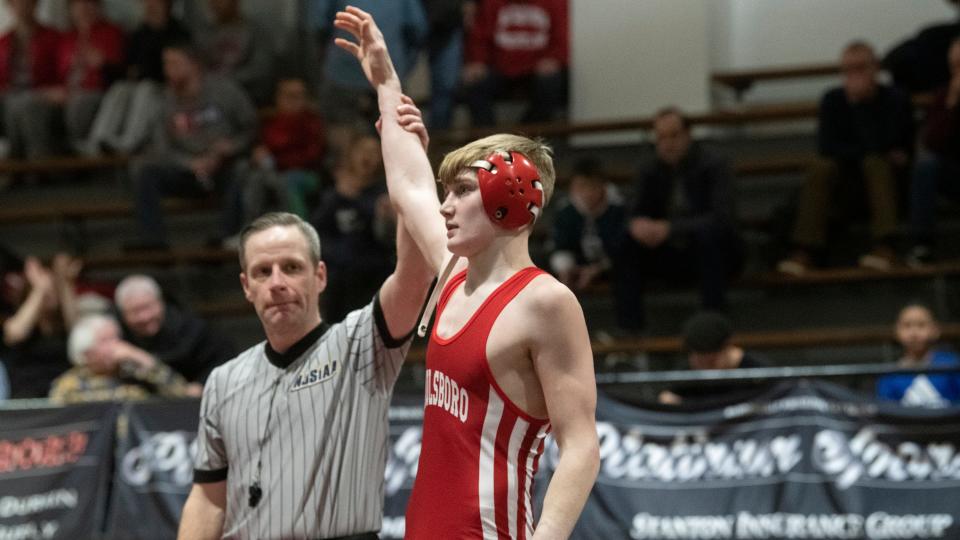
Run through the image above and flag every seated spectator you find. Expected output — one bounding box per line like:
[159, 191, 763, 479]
[0, 360, 8, 400]
[311, 0, 426, 137]
[49, 314, 192, 404]
[240, 77, 325, 221]
[907, 37, 960, 266]
[85, 0, 191, 155]
[778, 41, 915, 275]
[621, 107, 741, 332]
[877, 303, 960, 408]
[421, 0, 469, 130]
[659, 311, 769, 407]
[309, 130, 394, 322]
[126, 40, 257, 251]
[462, 0, 568, 127]
[0, 254, 80, 398]
[0, 0, 61, 161]
[114, 274, 234, 386]
[883, 0, 960, 94]
[549, 157, 625, 293]
[52, 0, 125, 155]
[194, 0, 273, 105]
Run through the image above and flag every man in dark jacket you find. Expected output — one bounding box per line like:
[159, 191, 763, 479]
[907, 37, 960, 265]
[114, 274, 235, 387]
[778, 41, 914, 274]
[622, 107, 741, 331]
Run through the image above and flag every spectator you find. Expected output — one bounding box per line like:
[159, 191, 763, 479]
[310, 130, 394, 322]
[0, 254, 80, 398]
[659, 311, 769, 407]
[49, 314, 192, 404]
[421, 0, 470, 130]
[0, 0, 61, 161]
[463, 0, 568, 127]
[907, 37, 960, 266]
[877, 303, 960, 408]
[85, 0, 191, 155]
[51, 0, 125, 155]
[778, 41, 915, 275]
[126, 40, 257, 251]
[310, 0, 427, 134]
[549, 157, 625, 293]
[241, 77, 325, 221]
[0, 360, 8, 400]
[194, 0, 273, 105]
[883, 0, 960, 94]
[621, 107, 741, 332]
[114, 274, 234, 387]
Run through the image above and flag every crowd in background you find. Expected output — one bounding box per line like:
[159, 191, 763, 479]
[0, 0, 958, 407]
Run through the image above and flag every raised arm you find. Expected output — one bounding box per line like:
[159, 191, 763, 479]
[529, 280, 600, 539]
[334, 7, 448, 274]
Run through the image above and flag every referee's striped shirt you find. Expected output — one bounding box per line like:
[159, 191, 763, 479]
[193, 295, 410, 539]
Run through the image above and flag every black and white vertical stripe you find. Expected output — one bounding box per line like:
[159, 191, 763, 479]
[193, 298, 409, 539]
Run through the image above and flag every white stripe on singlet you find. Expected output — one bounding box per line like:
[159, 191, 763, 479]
[506, 416, 530, 540]
[524, 426, 549, 538]
[480, 389, 505, 540]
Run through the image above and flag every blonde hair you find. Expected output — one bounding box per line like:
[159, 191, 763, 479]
[437, 134, 556, 206]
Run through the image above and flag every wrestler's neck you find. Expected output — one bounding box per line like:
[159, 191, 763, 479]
[464, 233, 533, 290]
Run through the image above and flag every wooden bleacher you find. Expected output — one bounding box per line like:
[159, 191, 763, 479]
[712, 62, 840, 98]
[397, 323, 960, 363]
[0, 197, 216, 226]
[0, 155, 129, 175]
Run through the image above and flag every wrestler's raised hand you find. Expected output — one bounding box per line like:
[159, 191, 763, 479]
[333, 6, 399, 90]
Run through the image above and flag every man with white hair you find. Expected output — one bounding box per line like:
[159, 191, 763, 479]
[114, 274, 235, 385]
[49, 314, 191, 404]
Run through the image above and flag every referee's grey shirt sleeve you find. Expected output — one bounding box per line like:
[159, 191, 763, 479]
[356, 293, 414, 395]
[193, 368, 228, 483]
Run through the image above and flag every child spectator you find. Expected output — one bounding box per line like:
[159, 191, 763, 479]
[309, 130, 394, 322]
[241, 77, 325, 221]
[877, 303, 960, 408]
[659, 311, 770, 407]
[549, 157, 625, 293]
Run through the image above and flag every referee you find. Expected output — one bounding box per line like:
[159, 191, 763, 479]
[177, 212, 432, 539]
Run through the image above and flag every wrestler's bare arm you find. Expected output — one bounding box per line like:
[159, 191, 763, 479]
[334, 6, 449, 275]
[527, 279, 600, 540]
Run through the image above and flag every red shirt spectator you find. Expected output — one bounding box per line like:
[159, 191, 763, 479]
[465, 0, 568, 78]
[57, 19, 125, 90]
[0, 25, 61, 90]
[260, 111, 325, 171]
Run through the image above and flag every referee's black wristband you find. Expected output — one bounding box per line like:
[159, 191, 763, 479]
[374, 293, 415, 348]
[193, 467, 228, 483]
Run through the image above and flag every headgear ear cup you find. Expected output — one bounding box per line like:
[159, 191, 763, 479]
[471, 151, 544, 229]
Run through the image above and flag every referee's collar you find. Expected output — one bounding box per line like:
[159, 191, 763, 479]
[265, 321, 331, 369]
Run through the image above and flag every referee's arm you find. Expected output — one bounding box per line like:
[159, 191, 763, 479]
[379, 215, 435, 338]
[178, 481, 226, 539]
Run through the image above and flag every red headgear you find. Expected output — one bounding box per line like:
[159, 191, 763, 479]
[471, 151, 544, 230]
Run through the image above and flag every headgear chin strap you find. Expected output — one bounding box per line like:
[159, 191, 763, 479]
[471, 151, 544, 230]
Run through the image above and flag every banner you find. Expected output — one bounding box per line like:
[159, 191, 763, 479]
[538, 380, 960, 540]
[105, 399, 200, 540]
[0, 402, 119, 540]
[381, 393, 424, 539]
